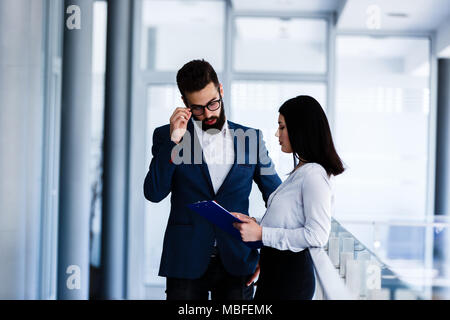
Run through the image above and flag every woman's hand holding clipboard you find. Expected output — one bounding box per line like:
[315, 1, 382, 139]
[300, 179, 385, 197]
[187, 200, 262, 249]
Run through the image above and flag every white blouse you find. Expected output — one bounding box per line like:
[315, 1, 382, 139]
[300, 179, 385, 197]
[260, 162, 333, 252]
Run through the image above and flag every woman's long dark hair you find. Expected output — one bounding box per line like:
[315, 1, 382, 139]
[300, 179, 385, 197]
[279, 95, 345, 177]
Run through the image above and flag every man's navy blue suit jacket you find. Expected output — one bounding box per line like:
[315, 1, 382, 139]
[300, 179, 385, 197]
[144, 119, 281, 279]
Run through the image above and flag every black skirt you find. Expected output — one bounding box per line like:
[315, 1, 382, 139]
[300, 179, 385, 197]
[254, 246, 315, 300]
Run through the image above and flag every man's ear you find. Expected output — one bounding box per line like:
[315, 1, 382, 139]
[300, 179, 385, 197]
[219, 84, 224, 97]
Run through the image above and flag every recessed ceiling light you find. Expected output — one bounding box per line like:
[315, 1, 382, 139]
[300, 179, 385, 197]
[276, 0, 293, 5]
[386, 12, 409, 18]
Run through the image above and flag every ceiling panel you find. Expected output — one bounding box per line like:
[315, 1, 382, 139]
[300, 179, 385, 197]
[337, 0, 450, 32]
[231, 0, 342, 12]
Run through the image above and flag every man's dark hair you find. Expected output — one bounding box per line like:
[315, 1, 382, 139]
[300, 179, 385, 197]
[279, 95, 345, 177]
[176, 59, 219, 97]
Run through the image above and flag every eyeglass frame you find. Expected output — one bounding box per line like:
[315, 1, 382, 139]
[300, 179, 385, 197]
[183, 88, 223, 116]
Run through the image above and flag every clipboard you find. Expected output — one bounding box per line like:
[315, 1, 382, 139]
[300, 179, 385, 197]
[187, 200, 263, 249]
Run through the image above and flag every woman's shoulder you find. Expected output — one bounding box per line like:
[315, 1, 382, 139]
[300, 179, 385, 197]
[296, 163, 331, 187]
[297, 162, 327, 177]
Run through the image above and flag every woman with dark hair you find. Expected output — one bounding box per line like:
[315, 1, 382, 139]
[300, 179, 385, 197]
[232, 95, 345, 300]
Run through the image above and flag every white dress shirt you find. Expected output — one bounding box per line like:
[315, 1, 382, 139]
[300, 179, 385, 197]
[260, 162, 333, 252]
[193, 119, 235, 251]
[193, 119, 235, 194]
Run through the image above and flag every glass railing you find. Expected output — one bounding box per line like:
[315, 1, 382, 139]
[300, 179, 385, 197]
[318, 215, 450, 300]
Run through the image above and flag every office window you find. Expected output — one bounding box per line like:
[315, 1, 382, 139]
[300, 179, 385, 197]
[233, 17, 327, 73]
[230, 81, 327, 218]
[140, 0, 225, 71]
[144, 85, 180, 287]
[334, 36, 431, 221]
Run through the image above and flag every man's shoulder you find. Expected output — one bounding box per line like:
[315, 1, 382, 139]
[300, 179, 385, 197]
[227, 120, 260, 133]
[153, 124, 170, 135]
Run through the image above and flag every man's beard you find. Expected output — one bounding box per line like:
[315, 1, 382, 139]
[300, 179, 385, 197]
[195, 105, 226, 133]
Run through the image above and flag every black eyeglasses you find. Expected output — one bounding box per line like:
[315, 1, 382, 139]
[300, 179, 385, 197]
[186, 89, 223, 116]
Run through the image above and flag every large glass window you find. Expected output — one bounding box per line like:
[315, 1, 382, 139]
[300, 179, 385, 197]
[230, 81, 326, 178]
[334, 36, 431, 221]
[140, 0, 225, 71]
[230, 81, 327, 219]
[144, 85, 180, 289]
[233, 17, 327, 73]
